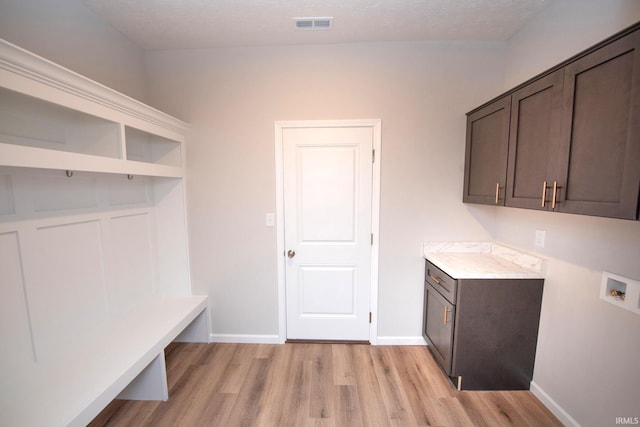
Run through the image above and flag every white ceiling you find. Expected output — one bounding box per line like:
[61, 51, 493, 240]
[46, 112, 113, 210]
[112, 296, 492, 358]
[81, 0, 554, 50]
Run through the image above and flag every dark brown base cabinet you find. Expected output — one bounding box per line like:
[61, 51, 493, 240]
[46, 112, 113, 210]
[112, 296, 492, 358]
[423, 261, 544, 390]
[464, 23, 640, 220]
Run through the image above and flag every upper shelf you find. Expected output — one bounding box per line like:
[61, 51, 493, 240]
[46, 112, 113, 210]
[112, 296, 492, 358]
[0, 39, 188, 178]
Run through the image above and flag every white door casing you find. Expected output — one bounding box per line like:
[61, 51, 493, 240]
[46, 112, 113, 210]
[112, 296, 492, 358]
[275, 120, 381, 342]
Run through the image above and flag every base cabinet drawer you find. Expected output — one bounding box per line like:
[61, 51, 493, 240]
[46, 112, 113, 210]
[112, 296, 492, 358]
[425, 261, 457, 303]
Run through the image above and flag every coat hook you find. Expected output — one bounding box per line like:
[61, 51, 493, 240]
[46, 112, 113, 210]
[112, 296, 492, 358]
[65, 170, 74, 177]
[127, 174, 134, 180]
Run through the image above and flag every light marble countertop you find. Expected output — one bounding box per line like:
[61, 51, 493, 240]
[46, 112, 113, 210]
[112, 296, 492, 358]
[423, 242, 545, 279]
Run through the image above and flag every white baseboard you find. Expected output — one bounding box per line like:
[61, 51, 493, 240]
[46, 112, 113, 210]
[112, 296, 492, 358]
[530, 381, 580, 427]
[375, 336, 427, 346]
[209, 334, 282, 344]
[209, 334, 429, 346]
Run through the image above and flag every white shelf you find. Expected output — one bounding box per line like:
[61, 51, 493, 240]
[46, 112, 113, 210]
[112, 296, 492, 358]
[0, 38, 187, 178]
[0, 142, 184, 178]
[0, 86, 122, 158]
[125, 126, 182, 167]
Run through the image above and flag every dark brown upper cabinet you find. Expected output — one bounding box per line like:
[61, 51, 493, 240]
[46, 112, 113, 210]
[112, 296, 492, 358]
[463, 96, 510, 206]
[555, 30, 640, 219]
[465, 23, 640, 220]
[506, 70, 564, 210]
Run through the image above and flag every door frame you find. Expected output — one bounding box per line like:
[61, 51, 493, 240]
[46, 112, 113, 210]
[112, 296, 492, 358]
[274, 119, 381, 344]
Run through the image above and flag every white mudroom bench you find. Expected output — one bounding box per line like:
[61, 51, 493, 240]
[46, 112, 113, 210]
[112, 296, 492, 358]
[0, 39, 209, 426]
[1, 296, 209, 426]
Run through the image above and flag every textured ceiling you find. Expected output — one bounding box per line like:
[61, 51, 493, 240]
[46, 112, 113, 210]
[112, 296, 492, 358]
[81, 0, 553, 50]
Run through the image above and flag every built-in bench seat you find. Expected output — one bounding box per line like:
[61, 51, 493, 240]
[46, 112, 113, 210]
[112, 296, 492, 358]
[0, 295, 209, 427]
[0, 38, 206, 427]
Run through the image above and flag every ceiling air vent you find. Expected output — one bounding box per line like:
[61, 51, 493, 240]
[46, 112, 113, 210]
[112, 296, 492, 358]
[293, 17, 333, 30]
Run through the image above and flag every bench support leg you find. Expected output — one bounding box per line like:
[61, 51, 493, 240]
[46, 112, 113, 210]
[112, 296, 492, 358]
[116, 353, 169, 401]
[174, 308, 210, 343]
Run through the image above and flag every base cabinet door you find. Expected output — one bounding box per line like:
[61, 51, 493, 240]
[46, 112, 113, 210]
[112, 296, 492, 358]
[451, 278, 544, 390]
[423, 284, 455, 374]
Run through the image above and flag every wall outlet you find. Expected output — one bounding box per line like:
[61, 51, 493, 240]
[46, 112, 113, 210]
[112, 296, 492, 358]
[535, 229, 546, 248]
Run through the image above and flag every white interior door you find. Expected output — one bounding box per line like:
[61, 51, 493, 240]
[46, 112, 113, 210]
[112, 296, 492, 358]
[282, 125, 374, 341]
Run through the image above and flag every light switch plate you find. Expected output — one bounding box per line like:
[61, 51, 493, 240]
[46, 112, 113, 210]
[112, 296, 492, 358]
[535, 229, 546, 248]
[265, 213, 275, 227]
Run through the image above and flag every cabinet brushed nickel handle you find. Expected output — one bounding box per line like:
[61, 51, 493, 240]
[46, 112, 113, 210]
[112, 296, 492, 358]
[443, 307, 452, 325]
[495, 182, 500, 204]
[429, 274, 442, 285]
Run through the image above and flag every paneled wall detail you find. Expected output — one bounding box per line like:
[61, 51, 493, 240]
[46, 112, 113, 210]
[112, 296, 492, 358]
[0, 167, 165, 364]
[107, 212, 155, 315]
[28, 219, 108, 360]
[0, 231, 33, 376]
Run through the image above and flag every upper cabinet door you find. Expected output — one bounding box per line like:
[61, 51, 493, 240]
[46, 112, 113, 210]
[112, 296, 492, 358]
[506, 70, 564, 210]
[463, 96, 511, 206]
[556, 30, 640, 219]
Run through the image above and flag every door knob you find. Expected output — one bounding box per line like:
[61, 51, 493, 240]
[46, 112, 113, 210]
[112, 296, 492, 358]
[287, 250, 296, 258]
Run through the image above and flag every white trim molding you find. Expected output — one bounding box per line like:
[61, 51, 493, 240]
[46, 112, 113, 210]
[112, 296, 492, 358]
[0, 38, 188, 138]
[530, 381, 581, 427]
[209, 334, 281, 344]
[274, 119, 382, 345]
[376, 336, 427, 346]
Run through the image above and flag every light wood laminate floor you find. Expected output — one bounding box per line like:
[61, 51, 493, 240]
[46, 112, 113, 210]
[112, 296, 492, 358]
[90, 342, 563, 427]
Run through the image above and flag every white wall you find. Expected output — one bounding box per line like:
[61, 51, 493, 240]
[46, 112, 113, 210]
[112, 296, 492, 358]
[0, 0, 148, 102]
[144, 41, 504, 339]
[486, 1, 640, 426]
[505, 0, 640, 88]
